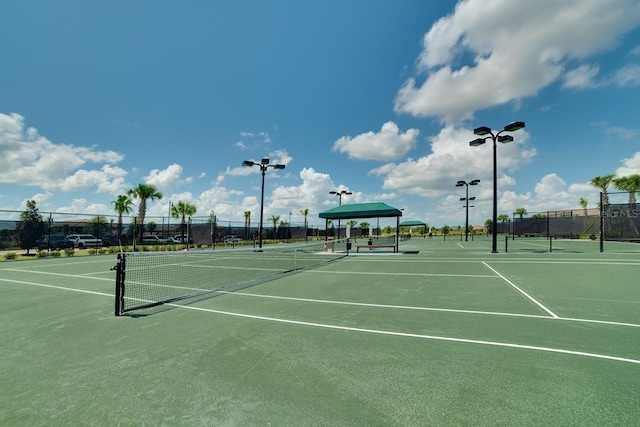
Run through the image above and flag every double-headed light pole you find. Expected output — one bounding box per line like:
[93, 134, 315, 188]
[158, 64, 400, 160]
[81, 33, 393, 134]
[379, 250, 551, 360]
[329, 189, 352, 238]
[243, 157, 285, 249]
[456, 179, 480, 241]
[469, 121, 525, 253]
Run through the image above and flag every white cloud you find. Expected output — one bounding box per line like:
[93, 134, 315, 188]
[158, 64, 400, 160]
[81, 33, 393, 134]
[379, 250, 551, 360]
[145, 163, 186, 192]
[606, 126, 639, 140]
[372, 125, 536, 198]
[395, 0, 640, 122]
[271, 167, 336, 214]
[563, 64, 600, 88]
[0, 112, 126, 192]
[615, 152, 640, 176]
[58, 165, 128, 193]
[332, 121, 420, 161]
[610, 63, 640, 86]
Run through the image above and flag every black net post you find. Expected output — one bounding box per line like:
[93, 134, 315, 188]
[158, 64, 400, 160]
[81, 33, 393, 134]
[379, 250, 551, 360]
[113, 253, 126, 316]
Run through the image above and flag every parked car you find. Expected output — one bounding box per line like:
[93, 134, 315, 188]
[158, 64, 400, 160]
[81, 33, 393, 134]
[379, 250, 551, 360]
[141, 235, 171, 244]
[222, 234, 242, 243]
[65, 234, 103, 249]
[36, 235, 75, 251]
[170, 235, 193, 244]
[101, 234, 129, 246]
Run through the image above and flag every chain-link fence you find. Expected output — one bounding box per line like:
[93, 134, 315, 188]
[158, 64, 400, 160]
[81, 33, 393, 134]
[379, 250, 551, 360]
[0, 210, 371, 250]
[496, 191, 639, 244]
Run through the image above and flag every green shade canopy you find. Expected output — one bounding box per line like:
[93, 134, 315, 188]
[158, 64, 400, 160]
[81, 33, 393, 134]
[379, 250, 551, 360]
[319, 202, 403, 220]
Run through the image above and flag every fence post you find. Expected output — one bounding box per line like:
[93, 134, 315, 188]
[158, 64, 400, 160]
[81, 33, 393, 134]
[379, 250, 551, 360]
[599, 192, 604, 253]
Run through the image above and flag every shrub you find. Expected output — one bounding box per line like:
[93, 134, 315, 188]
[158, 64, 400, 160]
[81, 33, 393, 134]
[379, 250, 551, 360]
[37, 250, 48, 258]
[64, 248, 75, 256]
[50, 250, 61, 257]
[3, 252, 17, 260]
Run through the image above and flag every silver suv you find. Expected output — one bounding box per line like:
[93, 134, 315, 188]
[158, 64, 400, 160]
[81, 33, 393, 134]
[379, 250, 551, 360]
[66, 234, 103, 249]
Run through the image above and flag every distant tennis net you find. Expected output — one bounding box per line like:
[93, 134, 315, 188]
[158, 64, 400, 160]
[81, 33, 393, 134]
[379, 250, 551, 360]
[114, 239, 348, 315]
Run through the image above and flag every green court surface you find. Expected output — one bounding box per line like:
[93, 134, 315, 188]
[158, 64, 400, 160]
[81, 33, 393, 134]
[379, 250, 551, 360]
[1, 237, 639, 425]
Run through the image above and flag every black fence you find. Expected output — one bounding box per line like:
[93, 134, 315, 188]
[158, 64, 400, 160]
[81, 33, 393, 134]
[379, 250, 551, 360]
[508, 211, 601, 239]
[0, 210, 371, 250]
[497, 192, 639, 243]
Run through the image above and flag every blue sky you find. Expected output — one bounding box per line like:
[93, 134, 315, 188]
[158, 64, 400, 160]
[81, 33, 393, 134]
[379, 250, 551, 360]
[1, 0, 640, 228]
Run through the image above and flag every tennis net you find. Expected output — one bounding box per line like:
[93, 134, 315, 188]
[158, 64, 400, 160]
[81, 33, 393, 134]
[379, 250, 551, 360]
[114, 239, 348, 315]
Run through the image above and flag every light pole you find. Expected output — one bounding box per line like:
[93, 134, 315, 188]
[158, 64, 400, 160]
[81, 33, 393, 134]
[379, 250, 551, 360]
[243, 157, 286, 249]
[469, 121, 525, 253]
[456, 179, 480, 241]
[329, 189, 352, 238]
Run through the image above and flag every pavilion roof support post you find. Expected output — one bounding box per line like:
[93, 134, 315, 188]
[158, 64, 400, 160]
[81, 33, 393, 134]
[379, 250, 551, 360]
[325, 218, 328, 242]
[396, 216, 400, 253]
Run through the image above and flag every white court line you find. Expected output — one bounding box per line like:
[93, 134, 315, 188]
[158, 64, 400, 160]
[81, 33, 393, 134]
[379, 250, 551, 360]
[218, 291, 640, 329]
[2, 257, 116, 270]
[482, 261, 559, 318]
[2, 277, 639, 364]
[4, 268, 114, 282]
[306, 270, 496, 278]
[174, 303, 640, 365]
[0, 277, 112, 297]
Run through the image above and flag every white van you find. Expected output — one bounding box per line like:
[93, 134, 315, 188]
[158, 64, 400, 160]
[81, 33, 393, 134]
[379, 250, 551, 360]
[66, 234, 103, 249]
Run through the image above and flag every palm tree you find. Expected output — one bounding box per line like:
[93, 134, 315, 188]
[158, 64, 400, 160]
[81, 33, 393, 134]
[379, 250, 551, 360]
[268, 214, 280, 239]
[171, 201, 197, 238]
[244, 211, 251, 240]
[590, 174, 615, 207]
[497, 214, 509, 235]
[112, 194, 134, 238]
[613, 174, 640, 236]
[512, 208, 527, 236]
[300, 208, 309, 242]
[127, 183, 163, 242]
[613, 174, 640, 206]
[359, 221, 370, 236]
[514, 208, 527, 220]
[579, 198, 588, 216]
[346, 220, 357, 237]
[484, 218, 492, 236]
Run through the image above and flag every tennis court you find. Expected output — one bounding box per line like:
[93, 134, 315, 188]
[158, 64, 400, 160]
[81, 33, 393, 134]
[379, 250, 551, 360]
[1, 237, 639, 425]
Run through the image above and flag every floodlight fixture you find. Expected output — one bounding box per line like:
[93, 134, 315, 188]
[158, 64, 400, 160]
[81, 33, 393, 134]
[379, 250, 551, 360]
[467, 121, 525, 252]
[330, 188, 353, 238]
[456, 179, 481, 242]
[243, 157, 287, 248]
[474, 126, 491, 136]
[503, 121, 525, 132]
